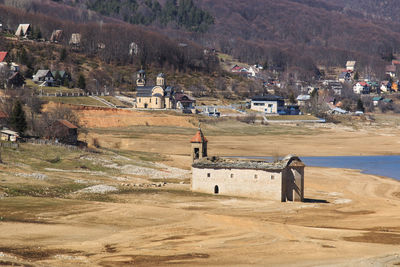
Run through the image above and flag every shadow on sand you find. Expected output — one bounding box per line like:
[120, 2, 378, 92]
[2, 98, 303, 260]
[303, 198, 329, 204]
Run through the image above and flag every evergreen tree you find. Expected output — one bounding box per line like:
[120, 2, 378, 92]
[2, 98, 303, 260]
[356, 98, 365, 112]
[78, 74, 86, 90]
[60, 48, 67, 61]
[353, 71, 359, 81]
[10, 100, 27, 135]
[54, 71, 62, 86]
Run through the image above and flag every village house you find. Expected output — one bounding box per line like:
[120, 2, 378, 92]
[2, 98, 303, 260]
[0, 51, 7, 64]
[381, 81, 390, 93]
[10, 63, 19, 73]
[296, 94, 311, 106]
[372, 96, 383, 106]
[7, 72, 25, 88]
[338, 71, 351, 83]
[175, 92, 196, 112]
[50, 30, 63, 43]
[1, 129, 19, 142]
[202, 107, 220, 117]
[353, 82, 370, 94]
[33, 70, 54, 86]
[250, 95, 285, 114]
[51, 70, 70, 86]
[346, 61, 356, 72]
[190, 128, 305, 202]
[129, 42, 139, 56]
[392, 82, 399, 92]
[386, 65, 396, 78]
[51, 120, 78, 145]
[15, 24, 31, 38]
[383, 98, 393, 104]
[135, 71, 175, 109]
[69, 33, 81, 47]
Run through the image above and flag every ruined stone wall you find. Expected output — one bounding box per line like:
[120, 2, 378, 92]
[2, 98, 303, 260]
[191, 167, 283, 200]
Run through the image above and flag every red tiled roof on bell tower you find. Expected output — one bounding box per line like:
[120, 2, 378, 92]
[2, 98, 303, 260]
[190, 129, 207, 143]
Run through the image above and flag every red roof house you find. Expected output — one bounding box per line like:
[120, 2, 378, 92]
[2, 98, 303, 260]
[0, 52, 7, 63]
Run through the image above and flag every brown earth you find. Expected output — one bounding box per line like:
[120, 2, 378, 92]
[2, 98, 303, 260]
[1, 166, 400, 266]
[2, 109, 400, 266]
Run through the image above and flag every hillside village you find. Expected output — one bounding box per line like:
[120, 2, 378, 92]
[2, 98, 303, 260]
[2, 1, 400, 266]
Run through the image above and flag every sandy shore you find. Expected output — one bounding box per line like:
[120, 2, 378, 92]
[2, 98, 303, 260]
[2, 113, 400, 266]
[0, 164, 400, 266]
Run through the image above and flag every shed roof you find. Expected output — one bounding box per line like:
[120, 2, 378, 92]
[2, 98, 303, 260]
[0, 52, 7, 63]
[15, 24, 30, 36]
[0, 111, 8, 119]
[251, 95, 283, 101]
[386, 65, 396, 72]
[1, 129, 19, 136]
[297, 95, 311, 101]
[57, 120, 78, 129]
[346, 61, 356, 66]
[34, 69, 52, 78]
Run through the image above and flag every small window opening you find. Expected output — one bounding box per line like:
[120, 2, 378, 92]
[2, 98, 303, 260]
[207, 173, 211, 178]
[254, 174, 258, 179]
[271, 175, 275, 180]
[230, 173, 234, 178]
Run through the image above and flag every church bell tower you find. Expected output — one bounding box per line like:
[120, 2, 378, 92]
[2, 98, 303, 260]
[190, 126, 208, 162]
[136, 69, 146, 87]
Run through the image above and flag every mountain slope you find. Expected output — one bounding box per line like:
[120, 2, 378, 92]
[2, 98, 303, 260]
[3, 0, 400, 80]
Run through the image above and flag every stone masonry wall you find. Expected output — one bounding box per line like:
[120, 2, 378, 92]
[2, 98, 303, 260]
[192, 167, 283, 200]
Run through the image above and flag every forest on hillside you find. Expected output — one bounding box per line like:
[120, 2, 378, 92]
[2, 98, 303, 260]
[2, 0, 400, 82]
[0, 4, 219, 73]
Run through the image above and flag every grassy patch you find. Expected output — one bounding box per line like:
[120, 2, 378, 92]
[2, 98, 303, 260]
[89, 119, 319, 137]
[26, 79, 82, 94]
[2, 144, 117, 174]
[100, 96, 129, 107]
[76, 193, 116, 202]
[0, 196, 85, 223]
[266, 115, 320, 121]
[40, 96, 108, 107]
[3, 183, 87, 198]
[101, 147, 166, 163]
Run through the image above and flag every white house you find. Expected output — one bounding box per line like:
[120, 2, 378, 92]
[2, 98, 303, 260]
[33, 70, 54, 86]
[248, 66, 259, 77]
[15, 24, 31, 38]
[386, 65, 396, 78]
[346, 61, 356, 72]
[296, 95, 311, 106]
[1, 129, 19, 142]
[353, 82, 369, 94]
[251, 95, 285, 114]
[381, 81, 390, 93]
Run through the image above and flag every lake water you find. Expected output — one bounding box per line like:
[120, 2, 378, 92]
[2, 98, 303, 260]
[302, 156, 400, 181]
[227, 156, 400, 181]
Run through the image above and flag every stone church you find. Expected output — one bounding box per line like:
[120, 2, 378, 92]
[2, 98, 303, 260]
[190, 128, 305, 202]
[135, 70, 174, 109]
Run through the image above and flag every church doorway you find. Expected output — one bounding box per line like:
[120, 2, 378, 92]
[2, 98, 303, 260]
[214, 185, 219, 194]
[144, 103, 148, 108]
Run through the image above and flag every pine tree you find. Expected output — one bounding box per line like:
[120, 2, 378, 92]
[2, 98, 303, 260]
[353, 71, 359, 81]
[60, 48, 67, 62]
[10, 100, 27, 135]
[78, 74, 86, 90]
[356, 98, 365, 112]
